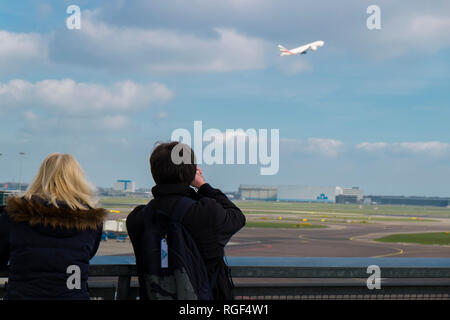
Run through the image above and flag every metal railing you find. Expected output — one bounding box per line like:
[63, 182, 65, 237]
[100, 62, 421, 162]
[1, 257, 450, 300]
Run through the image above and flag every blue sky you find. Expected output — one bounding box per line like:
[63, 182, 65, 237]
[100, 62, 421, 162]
[1, 0, 450, 196]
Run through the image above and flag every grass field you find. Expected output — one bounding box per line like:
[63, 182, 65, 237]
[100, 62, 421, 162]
[375, 232, 450, 245]
[99, 198, 448, 229]
[235, 200, 450, 218]
[100, 197, 149, 207]
[245, 221, 328, 229]
[100, 197, 450, 218]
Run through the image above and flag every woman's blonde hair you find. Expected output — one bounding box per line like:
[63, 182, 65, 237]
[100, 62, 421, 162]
[24, 153, 97, 210]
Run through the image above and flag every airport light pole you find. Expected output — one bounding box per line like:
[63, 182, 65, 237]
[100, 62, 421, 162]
[18, 152, 25, 192]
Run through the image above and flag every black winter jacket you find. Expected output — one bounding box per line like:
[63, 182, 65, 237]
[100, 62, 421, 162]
[0, 196, 106, 300]
[126, 183, 246, 300]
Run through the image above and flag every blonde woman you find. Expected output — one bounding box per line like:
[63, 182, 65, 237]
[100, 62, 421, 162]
[0, 153, 107, 300]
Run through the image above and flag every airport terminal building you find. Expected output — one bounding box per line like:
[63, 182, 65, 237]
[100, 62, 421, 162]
[238, 184, 450, 207]
[277, 185, 341, 203]
[238, 185, 278, 201]
[238, 184, 348, 203]
[365, 195, 450, 207]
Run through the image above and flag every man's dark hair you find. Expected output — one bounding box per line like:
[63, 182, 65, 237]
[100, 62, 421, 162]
[150, 142, 197, 185]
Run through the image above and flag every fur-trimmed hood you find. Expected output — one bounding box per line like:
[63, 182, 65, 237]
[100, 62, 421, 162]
[6, 196, 107, 231]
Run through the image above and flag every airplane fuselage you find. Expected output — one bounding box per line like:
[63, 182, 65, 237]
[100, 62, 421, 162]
[279, 40, 324, 56]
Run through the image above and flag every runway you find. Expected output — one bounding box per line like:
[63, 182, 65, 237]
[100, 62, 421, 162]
[97, 218, 450, 258]
[224, 220, 450, 258]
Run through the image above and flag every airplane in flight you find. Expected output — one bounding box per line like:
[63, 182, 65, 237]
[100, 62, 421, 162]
[278, 40, 325, 56]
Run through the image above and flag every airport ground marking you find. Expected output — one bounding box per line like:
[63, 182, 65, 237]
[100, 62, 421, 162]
[371, 247, 404, 258]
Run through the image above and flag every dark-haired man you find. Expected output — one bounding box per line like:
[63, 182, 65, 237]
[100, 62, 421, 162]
[126, 142, 245, 300]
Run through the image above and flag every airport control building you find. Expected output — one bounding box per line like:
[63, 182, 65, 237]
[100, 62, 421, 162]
[113, 179, 136, 193]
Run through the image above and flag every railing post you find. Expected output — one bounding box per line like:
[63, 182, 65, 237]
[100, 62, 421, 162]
[116, 275, 131, 300]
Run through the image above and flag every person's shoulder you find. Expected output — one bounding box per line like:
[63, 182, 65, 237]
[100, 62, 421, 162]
[195, 195, 221, 209]
[126, 203, 151, 231]
[127, 204, 146, 220]
[184, 196, 223, 226]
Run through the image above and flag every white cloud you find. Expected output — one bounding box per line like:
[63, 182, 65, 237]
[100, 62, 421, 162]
[48, 12, 270, 73]
[21, 111, 131, 134]
[397, 141, 449, 155]
[2, 78, 173, 135]
[361, 11, 450, 59]
[92, 0, 450, 61]
[356, 142, 388, 152]
[0, 30, 44, 57]
[3, 1, 449, 78]
[284, 139, 450, 158]
[0, 78, 173, 115]
[304, 138, 343, 157]
[357, 141, 450, 156]
[410, 15, 450, 39]
[282, 137, 344, 157]
[0, 30, 48, 73]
